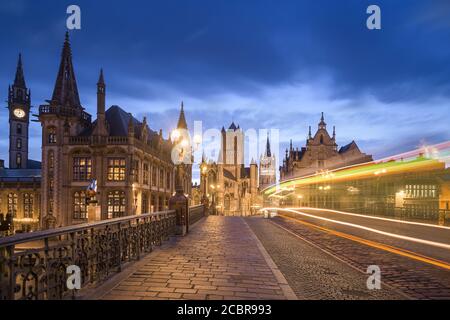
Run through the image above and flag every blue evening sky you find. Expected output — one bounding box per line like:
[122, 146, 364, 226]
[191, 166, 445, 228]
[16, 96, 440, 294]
[0, 0, 449, 180]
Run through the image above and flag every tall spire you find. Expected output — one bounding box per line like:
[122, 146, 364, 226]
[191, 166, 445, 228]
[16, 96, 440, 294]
[308, 126, 312, 139]
[50, 32, 81, 108]
[319, 112, 326, 129]
[14, 53, 26, 88]
[177, 101, 188, 129]
[265, 132, 272, 157]
[333, 126, 336, 139]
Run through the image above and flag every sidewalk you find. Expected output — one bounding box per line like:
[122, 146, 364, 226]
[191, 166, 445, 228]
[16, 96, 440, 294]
[95, 216, 296, 300]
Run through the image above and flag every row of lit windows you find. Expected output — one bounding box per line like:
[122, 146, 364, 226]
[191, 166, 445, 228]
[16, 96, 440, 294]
[2, 193, 34, 218]
[71, 156, 172, 186]
[72, 190, 126, 219]
[405, 185, 437, 198]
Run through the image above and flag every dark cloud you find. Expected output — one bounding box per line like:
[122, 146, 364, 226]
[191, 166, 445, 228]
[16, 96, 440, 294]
[0, 0, 449, 166]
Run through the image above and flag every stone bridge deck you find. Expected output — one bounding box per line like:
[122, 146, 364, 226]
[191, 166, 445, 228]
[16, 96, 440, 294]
[91, 216, 297, 300]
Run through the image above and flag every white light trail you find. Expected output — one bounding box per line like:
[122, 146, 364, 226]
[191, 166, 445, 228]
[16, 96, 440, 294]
[263, 207, 450, 250]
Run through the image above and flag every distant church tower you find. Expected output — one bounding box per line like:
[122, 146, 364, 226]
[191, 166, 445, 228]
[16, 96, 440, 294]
[259, 133, 276, 190]
[8, 54, 31, 169]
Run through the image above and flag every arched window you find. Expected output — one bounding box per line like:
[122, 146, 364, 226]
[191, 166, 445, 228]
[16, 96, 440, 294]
[17, 124, 22, 135]
[320, 135, 324, 144]
[7, 193, 18, 217]
[16, 138, 22, 149]
[16, 153, 22, 168]
[73, 191, 88, 219]
[107, 190, 126, 219]
[23, 193, 34, 218]
[48, 126, 56, 144]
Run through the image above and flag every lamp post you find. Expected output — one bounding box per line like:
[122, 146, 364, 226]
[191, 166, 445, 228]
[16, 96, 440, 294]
[169, 129, 191, 235]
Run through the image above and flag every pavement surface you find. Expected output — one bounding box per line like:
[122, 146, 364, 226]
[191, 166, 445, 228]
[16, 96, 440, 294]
[96, 216, 296, 300]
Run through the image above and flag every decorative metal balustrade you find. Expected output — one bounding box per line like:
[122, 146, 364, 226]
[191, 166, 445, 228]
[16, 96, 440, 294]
[189, 205, 206, 225]
[0, 210, 175, 300]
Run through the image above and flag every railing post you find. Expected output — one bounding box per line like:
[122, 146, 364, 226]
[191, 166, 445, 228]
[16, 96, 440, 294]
[169, 193, 188, 236]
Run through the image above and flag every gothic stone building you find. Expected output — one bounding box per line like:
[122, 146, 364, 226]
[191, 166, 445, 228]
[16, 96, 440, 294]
[37, 33, 192, 228]
[259, 134, 276, 190]
[0, 55, 41, 235]
[200, 123, 259, 216]
[280, 113, 373, 181]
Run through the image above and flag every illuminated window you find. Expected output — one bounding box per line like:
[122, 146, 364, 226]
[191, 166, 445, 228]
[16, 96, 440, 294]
[73, 157, 92, 181]
[151, 165, 157, 186]
[23, 193, 34, 218]
[167, 171, 171, 190]
[107, 190, 126, 218]
[7, 193, 18, 217]
[107, 158, 126, 181]
[16, 138, 22, 149]
[48, 126, 56, 144]
[143, 163, 149, 185]
[132, 160, 139, 182]
[159, 169, 164, 188]
[142, 193, 148, 213]
[73, 191, 87, 219]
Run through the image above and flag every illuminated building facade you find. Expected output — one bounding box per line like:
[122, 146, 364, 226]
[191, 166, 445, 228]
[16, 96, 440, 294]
[38, 33, 191, 228]
[259, 134, 276, 190]
[279, 113, 373, 182]
[200, 123, 259, 216]
[266, 147, 450, 224]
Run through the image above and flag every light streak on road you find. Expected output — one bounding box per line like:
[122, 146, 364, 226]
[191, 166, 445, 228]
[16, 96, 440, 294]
[262, 207, 450, 250]
[272, 213, 450, 271]
[287, 207, 450, 230]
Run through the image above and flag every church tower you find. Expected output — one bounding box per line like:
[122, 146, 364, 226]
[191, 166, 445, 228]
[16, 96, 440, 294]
[39, 32, 91, 228]
[259, 133, 276, 190]
[8, 54, 31, 169]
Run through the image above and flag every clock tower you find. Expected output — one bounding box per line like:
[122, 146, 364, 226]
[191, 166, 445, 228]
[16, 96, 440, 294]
[8, 54, 31, 169]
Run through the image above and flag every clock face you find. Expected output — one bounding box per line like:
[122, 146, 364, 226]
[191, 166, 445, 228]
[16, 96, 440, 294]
[13, 108, 26, 119]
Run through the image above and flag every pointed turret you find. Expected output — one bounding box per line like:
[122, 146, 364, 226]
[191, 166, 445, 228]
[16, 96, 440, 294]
[97, 69, 105, 113]
[93, 69, 108, 136]
[333, 126, 336, 140]
[177, 101, 188, 129]
[14, 54, 26, 88]
[308, 126, 312, 139]
[319, 112, 326, 129]
[265, 133, 272, 157]
[9, 54, 30, 105]
[50, 32, 82, 108]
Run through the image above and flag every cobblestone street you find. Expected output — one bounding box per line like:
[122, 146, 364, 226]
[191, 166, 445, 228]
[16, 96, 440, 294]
[265, 214, 450, 299]
[246, 217, 404, 300]
[95, 216, 296, 300]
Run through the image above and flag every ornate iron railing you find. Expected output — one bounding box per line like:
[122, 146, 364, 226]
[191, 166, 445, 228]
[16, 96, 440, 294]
[189, 205, 206, 225]
[0, 210, 175, 300]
